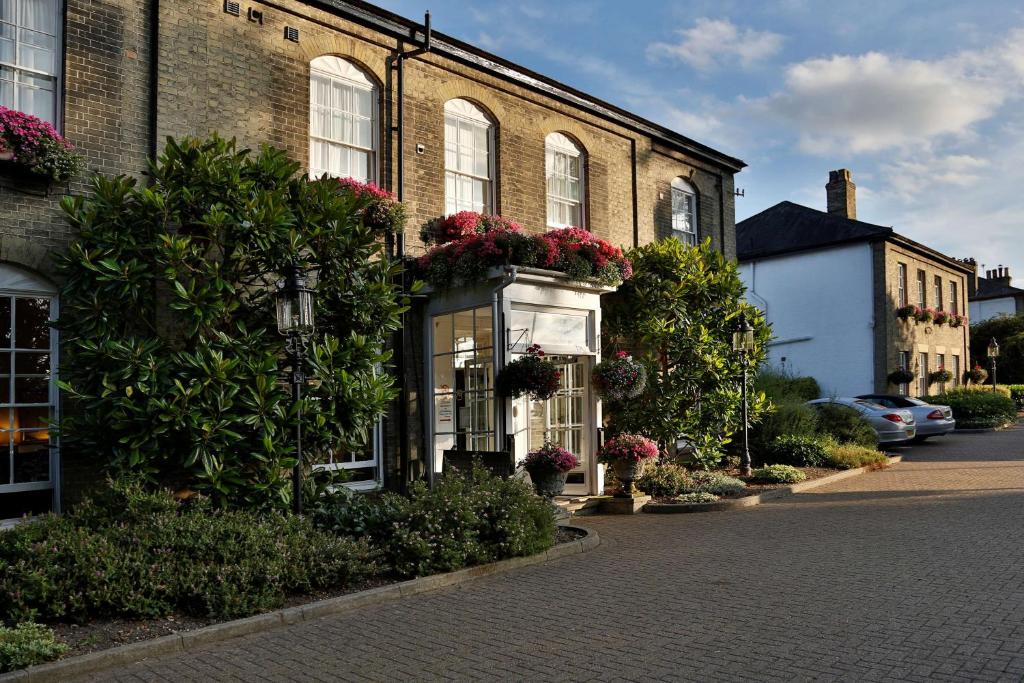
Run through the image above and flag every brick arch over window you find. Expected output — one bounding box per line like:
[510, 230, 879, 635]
[309, 56, 380, 183]
[443, 98, 497, 215]
[545, 131, 587, 229]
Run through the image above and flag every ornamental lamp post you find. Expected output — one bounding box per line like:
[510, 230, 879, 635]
[276, 262, 316, 515]
[988, 337, 1000, 393]
[732, 312, 756, 477]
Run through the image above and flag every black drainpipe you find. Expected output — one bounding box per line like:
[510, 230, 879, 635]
[630, 139, 639, 248]
[389, 12, 431, 490]
[148, 0, 160, 165]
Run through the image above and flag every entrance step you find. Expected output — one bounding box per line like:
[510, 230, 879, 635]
[554, 495, 609, 517]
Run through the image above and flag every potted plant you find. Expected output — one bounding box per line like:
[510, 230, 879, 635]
[887, 368, 915, 386]
[334, 178, 405, 234]
[591, 351, 647, 402]
[928, 368, 953, 385]
[965, 364, 989, 385]
[0, 106, 83, 182]
[496, 344, 562, 400]
[596, 433, 659, 498]
[522, 443, 579, 498]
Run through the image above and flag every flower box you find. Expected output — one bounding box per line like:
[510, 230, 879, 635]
[0, 106, 83, 184]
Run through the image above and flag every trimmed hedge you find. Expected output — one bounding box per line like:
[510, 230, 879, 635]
[312, 467, 555, 579]
[754, 368, 821, 402]
[752, 464, 806, 484]
[924, 389, 1018, 429]
[763, 435, 830, 467]
[0, 484, 375, 624]
[824, 444, 889, 470]
[637, 461, 691, 497]
[1006, 384, 1024, 409]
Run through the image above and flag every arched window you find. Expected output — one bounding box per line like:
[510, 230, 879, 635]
[671, 177, 698, 245]
[309, 56, 376, 182]
[444, 99, 493, 215]
[0, 264, 58, 515]
[0, 0, 62, 124]
[545, 132, 585, 229]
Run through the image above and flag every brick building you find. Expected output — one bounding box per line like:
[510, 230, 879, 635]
[738, 170, 971, 398]
[0, 0, 744, 514]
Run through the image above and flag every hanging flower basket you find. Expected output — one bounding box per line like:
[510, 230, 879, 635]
[592, 351, 646, 402]
[887, 369, 915, 386]
[334, 178, 405, 233]
[597, 433, 659, 497]
[928, 369, 953, 385]
[522, 443, 579, 498]
[895, 305, 917, 321]
[496, 344, 562, 400]
[965, 365, 988, 384]
[948, 313, 967, 328]
[0, 106, 83, 183]
[931, 310, 950, 326]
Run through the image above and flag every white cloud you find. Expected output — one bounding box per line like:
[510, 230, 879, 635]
[879, 153, 989, 201]
[647, 18, 784, 72]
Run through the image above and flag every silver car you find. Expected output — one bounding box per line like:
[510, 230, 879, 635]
[806, 397, 917, 445]
[856, 394, 956, 441]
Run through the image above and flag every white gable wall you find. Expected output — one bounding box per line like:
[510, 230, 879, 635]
[739, 242, 876, 397]
[969, 297, 1018, 324]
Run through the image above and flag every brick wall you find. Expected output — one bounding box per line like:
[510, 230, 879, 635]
[875, 241, 972, 395]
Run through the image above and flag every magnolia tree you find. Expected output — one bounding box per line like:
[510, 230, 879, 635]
[56, 136, 409, 510]
[602, 238, 770, 468]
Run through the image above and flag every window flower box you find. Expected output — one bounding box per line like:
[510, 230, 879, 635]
[0, 107, 83, 184]
[333, 178, 405, 234]
[928, 368, 953, 385]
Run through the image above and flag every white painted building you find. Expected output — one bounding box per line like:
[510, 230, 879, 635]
[968, 266, 1024, 323]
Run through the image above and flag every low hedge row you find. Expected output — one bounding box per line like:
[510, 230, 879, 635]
[925, 389, 1018, 429]
[761, 435, 888, 470]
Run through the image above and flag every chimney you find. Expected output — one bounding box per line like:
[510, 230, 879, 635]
[965, 257, 979, 298]
[826, 169, 856, 219]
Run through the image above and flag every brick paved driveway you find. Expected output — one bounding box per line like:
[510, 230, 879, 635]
[82, 426, 1024, 682]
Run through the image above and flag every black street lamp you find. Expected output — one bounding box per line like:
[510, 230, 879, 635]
[732, 312, 756, 477]
[988, 337, 1000, 393]
[276, 262, 316, 515]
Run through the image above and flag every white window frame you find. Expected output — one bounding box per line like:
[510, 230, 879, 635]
[0, 0, 63, 126]
[545, 132, 585, 229]
[444, 99, 494, 215]
[918, 352, 928, 397]
[309, 56, 377, 183]
[934, 275, 943, 311]
[951, 355, 960, 387]
[950, 281, 959, 315]
[898, 350, 910, 396]
[897, 263, 908, 308]
[916, 270, 926, 308]
[671, 177, 698, 246]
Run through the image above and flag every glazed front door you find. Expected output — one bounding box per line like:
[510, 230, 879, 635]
[528, 356, 591, 495]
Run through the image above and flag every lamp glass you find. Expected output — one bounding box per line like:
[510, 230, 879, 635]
[275, 280, 315, 335]
[988, 339, 1000, 358]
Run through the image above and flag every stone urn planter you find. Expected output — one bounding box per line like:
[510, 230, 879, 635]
[530, 470, 570, 498]
[597, 433, 659, 498]
[611, 458, 647, 497]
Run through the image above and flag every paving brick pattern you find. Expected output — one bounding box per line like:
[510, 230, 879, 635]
[80, 427, 1024, 682]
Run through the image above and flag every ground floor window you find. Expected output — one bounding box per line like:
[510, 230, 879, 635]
[936, 353, 946, 393]
[315, 419, 382, 490]
[431, 307, 495, 469]
[951, 355, 961, 387]
[898, 351, 911, 396]
[918, 352, 929, 396]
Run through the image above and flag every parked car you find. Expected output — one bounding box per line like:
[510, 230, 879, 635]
[856, 394, 956, 441]
[806, 397, 916, 445]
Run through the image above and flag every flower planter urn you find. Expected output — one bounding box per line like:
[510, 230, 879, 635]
[612, 459, 646, 498]
[530, 470, 569, 498]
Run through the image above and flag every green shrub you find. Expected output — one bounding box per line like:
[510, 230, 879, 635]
[1008, 385, 1024, 409]
[313, 467, 555, 579]
[637, 461, 690, 497]
[813, 403, 878, 447]
[752, 464, 806, 484]
[678, 471, 746, 496]
[754, 367, 821, 402]
[0, 623, 67, 672]
[0, 484, 375, 624]
[924, 389, 1018, 429]
[763, 435, 830, 467]
[751, 400, 820, 454]
[675, 492, 720, 504]
[824, 443, 889, 470]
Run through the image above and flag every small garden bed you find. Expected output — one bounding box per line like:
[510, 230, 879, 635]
[647, 466, 842, 505]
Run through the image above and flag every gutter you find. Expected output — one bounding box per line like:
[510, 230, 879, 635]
[148, 0, 160, 164]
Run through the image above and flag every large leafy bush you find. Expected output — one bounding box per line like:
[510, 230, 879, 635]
[763, 435, 830, 467]
[313, 467, 555, 578]
[970, 315, 1024, 384]
[754, 367, 820, 402]
[636, 461, 690, 497]
[602, 238, 770, 467]
[750, 401, 820, 455]
[812, 403, 878, 448]
[924, 389, 1018, 429]
[55, 136, 408, 509]
[0, 483, 374, 624]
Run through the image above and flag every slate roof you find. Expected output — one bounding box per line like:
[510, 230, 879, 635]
[737, 201, 893, 260]
[974, 277, 1024, 301]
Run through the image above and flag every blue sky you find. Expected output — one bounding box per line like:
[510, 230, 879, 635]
[379, 0, 1024, 283]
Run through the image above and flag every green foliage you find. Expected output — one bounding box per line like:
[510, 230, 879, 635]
[764, 435, 830, 467]
[924, 389, 1018, 429]
[312, 467, 555, 579]
[754, 367, 820, 402]
[812, 403, 878, 448]
[752, 464, 806, 484]
[602, 238, 770, 467]
[636, 461, 690, 497]
[750, 400, 820, 454]
[0, 623, 67, 672]
[55, 136, 409, 509]
[823, 443, 888, 470]
[1007, 385, 1024, 409]
[0, 483, 375, 624]
[678, 471, 746, 496]
[675, 492, 719, 504]
[970, 315, 1024, 384]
